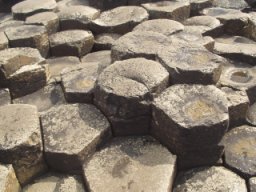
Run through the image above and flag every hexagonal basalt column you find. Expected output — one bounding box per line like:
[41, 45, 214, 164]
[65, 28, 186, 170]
[94, 33, 121, 51]
[94, 58, 169, 136]
[173, 166, 247, 192]
[151, 84, 229, 168]
[0, 164, 21, 192]
[49, 30, 94, 57]
[41, 104, 112, 173]
[0, 104, 47, 185]
[221, 125, 256, 178]
[5, 25, 50, 57]
[83, 136, 177, 192]
[91, 6, 149, 34]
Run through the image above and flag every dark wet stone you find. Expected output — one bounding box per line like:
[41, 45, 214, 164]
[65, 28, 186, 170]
[0, 164, 21, 192]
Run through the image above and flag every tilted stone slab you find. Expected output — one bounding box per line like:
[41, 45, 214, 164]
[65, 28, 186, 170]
[0, 164, 21, 192]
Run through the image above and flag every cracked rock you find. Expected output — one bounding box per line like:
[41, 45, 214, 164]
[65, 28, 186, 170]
[0, 164, 21, 192]
[0, 104, 47, 185]
[0, 88, 11, 106]
[83, 136, 177, 192]
[41, 104, 112, 173]
[94, 33, 121, 51]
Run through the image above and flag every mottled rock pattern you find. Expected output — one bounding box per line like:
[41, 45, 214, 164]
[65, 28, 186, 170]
[94, 33, 121, 51]
[0, 164, 21, 192]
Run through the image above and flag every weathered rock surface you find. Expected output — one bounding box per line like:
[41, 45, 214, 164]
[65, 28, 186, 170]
[83, 136, 177, 192]
[0, 164, 21, 192]
[0, 20, 24, 32]
[213, 0, 248, 9]
[173, 166, 247, 192]
[246, 102, 256, 126]
[221, 125, 256, 178]
[250, 177, 256, 192]
[94, 57, 169, 135]
[190, 0, 213, 16]
[0, 104, 47, 185]
[0, 88, 11, 106]
[0, 32, 8, 50]
[243, 12, 256, 41]
[41, 104, 112, 173]
[94, 33, 121, 51]
[57, 0, 90, 11]
[49, 30, 94, 57]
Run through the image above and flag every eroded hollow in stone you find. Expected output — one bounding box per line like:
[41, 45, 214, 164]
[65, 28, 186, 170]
[230, 70, 252, 83]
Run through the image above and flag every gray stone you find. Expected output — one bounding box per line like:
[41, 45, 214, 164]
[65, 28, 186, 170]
[83, 136, 177, 192]
[91, 6, 149, 34]
[173, 166, 247, 192]
[142, 0, 190, 21]
[250, 177, 256, 192]
[133, 19, 184, 36]
[0, 104, 47, 185]
[190, 0, 213, 16]
[0, 164, 21, 192]
[0, 13, 12, 24]
[0, 20, 24, 32]
[157, 44, 223, 84]
[111, 31, 172, 61]
[25, 12, 59, 34]
[49, 30, 94, 57]
[88, 0, 127, 10]
[94, 33, 121, 51]
[246, 102, 256, 126]
[57, 0, 90, 11]
[58, 5, 99, 30]
[243, 12, 256, 41]
[0, 88, 11, 106]
[0, 32, 8, 51]
[12, 0, 57, 20]
[41, 104, 112, 173]
[221, 87, 249, 127]
[94, 57, 169, 135]
[5, 25, 50, 57]
[151, 85, 229, 168]
[184, 15, 220, 28]
[213, 0, 248, 9]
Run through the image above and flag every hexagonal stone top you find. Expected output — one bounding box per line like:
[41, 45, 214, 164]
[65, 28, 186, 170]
[174, 166, 247, 192]
[83, 136, 176, 192]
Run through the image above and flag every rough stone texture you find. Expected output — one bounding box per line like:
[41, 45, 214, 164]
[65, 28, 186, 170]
[243, 12, 256, 41]
[221, 87, 249, 127]
[12, 0, 57, 20]
[221, 125, 256, 178]
[111, 31, 172, 61]
[246, 102, 256, 126]
[57, 0, 90, 11]
[0, 104, 47, 185]
[250, 177, 256, 192]
[0, 13, 12, 24]
[23, 173, 86, 192]
[173, 166, 247, 192]
[213, 0, 248, 9]
[151, 84, 229, 168]
[91, 6, 149, 34]
[5, 25, 50, 57]
[94, 58, 169, 136]
[0, 32, 8, 50]
[58, 5, 99, 30]
[157, 44, 223, 84]
[0, 20, 24, 32]
[190, 0, 213, 16]
[0, 164, 21, 192]
[133, 19, 184, 36]
[25, 12, 59, 35]
[93, 33, 121, 51]
[83, 136, 177, 192]
[49, 30, 94, 57]
[142, 0, 190, 21]
[0, 88, 11, 106]
[13, 83, 66, 113]
[41, 104, 112, 173]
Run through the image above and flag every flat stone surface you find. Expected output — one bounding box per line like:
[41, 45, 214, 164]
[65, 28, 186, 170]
[250, 177, 256, 192]
[142, 0, 190, 21]
[83, 136, 177, 192]
[12, 0, 57, 20]
[111, 31, 172, 61]
[0, 104, 46, 185]
[0, 20, 24, 32]
[184, 15, 221, 29]
[94, 33, 121, 51]
[25, 12, 59, 34]
[58, 5, 99, 30]
[0, 164, 20, 192]
[57, 0, 90, 10]
[5, 25, 49, 57]
[213, 0, 248, 9]
[49, 30, 94, 57]
[91, 6, 149, 34]
[94, 57, 169, 135]
[221, 125, 256, 178]
[41, 104, 111, 173]
[246, 102, 256, 126]
[173, 166, 247, 192]
[0, 32, 8, 50]
[133, 19, 184, 36]
[0, 88, 11, 106]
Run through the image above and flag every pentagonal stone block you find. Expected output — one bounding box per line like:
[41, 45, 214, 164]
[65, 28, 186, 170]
[58, 5, 99, 30]
[0, 32, 8, 50]
[142, 0, 190, 21]
[83, 136, 177, 192]
[94, 58, 169, 135]
[94, 33, 121, 51]
[173, 166, 247, 192]
[0, 88, 11, 106]
[91, 6, 149, 34]
[0, 104, 47, 185]
[157, 44, 223, 84]
[25, 12, 59, 35]
[23, 173, 86, 192]
[13, 83, 66, 113]
[250, 178, 256, 192]
[12, 0, 57, 20]
[49, 30, 94, 57]
[0, 164, 21, 192]
[5, 25, 50, 57]
[133, 19, 184, 36]
[221, 87, 249, 127]
[221, 125, 256, 178]
[190, 0, 213, 16]
[247, 102, 256, 126]
[111, 31, 172, 61]
[88, 0, 127, 10]
[41, 104, 112, 173]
